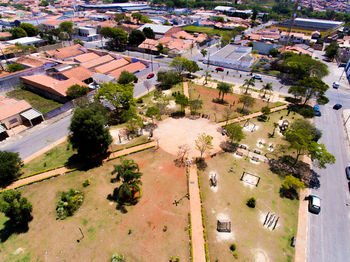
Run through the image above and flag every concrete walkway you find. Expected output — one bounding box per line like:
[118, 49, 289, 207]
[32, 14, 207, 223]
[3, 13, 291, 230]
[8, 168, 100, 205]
[188, 164, 206, 262]
[183, 81, 191, 116]
[4, 141, 156, 190]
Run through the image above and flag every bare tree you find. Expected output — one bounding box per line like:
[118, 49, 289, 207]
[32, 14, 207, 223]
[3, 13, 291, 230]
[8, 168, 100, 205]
[195, 133, 213, 158]
[212, 104, 218, 122]
[223, 106, 234, 126]
[144, 80, 152, 93]
[176, 144, 190, 166]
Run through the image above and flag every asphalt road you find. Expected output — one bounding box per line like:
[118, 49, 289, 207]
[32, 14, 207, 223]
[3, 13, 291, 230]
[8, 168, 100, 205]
[308, 58, 350, 262]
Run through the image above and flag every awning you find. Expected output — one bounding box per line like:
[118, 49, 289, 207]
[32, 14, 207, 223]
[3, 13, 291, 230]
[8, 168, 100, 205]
[0, 125, 6, 133]
[20, 109, 42, 121]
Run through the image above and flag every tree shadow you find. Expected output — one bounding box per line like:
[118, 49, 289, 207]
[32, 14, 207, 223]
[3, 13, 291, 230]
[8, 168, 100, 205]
[279, 187, 299, 200]
[195, 157, 207, 171]
[219, 141, 238, 153]
[0, 220, 30, 243]
[174, 158, 186, 167]
[65, 153, 104, 172]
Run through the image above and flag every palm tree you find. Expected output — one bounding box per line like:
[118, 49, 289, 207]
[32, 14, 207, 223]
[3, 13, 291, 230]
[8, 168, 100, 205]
[261, 82, 273, 98]
[217, 82, 232, 102]
[200, 49, 207, 58]
[111, 158, 143, 203]
[243, 77, 255, 94]
[204, 70, 211, 85]
[271, 122, 279, 137]
[238, 95, 255, 113]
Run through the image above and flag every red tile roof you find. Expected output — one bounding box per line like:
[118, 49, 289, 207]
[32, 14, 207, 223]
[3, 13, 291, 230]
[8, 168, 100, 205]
[73, 52, 100, 63]
[61, 66, 94, 81]
[46, 44, 87, 60]
[108, 62, 146, 79]
[0, 97, 32, 121]
[81, 54, 114, 69]
[95, 58, 129, 74]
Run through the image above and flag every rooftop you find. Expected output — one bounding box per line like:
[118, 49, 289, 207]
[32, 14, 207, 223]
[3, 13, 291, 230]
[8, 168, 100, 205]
[0, 97, 32, 121]
[81, 54, 114, 69]
[138, 23, 173, 34]
[108, 61, 146, 79]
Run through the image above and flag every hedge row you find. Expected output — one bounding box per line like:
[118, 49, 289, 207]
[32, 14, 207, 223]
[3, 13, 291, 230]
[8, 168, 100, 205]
[186, 166, 190, 200]
[107, 145, 155, 161]
[16, 165, 66, 181]
[188, 212, 193, 262]
[125, 139, 154, 149]
[197, 170, 209, 262]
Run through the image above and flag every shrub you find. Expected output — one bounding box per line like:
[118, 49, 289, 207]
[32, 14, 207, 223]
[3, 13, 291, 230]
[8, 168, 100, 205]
[298, 106, 315, 118]
[56, 189, 84, 219]
[230, 243, 236, 251]
[136, 98, 143, 103]
[233, 252, 238, 259]
[7, 63, 24, 73]
[82, 179, 90, 187]
[247, 197, 256, 208]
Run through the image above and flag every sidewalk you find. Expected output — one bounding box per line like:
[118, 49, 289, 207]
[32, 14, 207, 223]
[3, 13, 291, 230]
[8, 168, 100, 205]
[4, 141, 156, 190]
[183, 81, 191, 116]
[188, 164, 206, 262]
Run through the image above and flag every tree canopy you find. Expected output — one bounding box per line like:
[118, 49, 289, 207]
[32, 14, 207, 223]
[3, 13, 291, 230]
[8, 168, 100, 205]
[69, 104, 112, 157]
[217, 82, 232, 102]
[288, 77, 329, 105]
[128, 30, 146, 47]
[170, 57, 200, 75]
[226, 124, 245, 143]
[195, 133, 213, 158]
[20, 23, 37, 37]
[100, 27, 128, 50]
[157, 70, 181, 89]
[118, 71, 138, 85]
[0, 190, 32, 228]
[7, 63, 24, 73]
[95, 82, 134, 111]
[142, 27, 155, 39]
[325, 42, 339, 61]
[11, 27, 27, 39]
[66, 84, 89, 98]
[0, 151, 22, 187]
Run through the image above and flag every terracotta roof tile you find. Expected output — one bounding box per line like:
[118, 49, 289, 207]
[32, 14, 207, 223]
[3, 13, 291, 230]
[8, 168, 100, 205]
[73, 52, 100, 63]
[46, 44, 87, 60]
[81, 55, 114, 69]
[61, 66, 94, 81]
[95, 58, 129, 74]
[0, 97, 32, 121]
[108, 62, 146, 79]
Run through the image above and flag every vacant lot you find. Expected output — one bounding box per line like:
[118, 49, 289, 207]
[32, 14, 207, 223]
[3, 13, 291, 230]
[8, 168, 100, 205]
[189, 84, 278, 122]
[183, 26, 227, 36]
[7, 88, 63, 114]
[199, 153, 298, 262]
[0, 149, 190, 262]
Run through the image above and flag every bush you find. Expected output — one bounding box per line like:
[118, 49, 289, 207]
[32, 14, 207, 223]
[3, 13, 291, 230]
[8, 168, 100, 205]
[298, 107, 315, 118]
[246, 197, 256, 208]
[56, 189, 84, 220]
[66, 84, 89, 98]
[195, 157, 207, 170]
[136, 98, 143, 103]
[82, 179, 90, 187]
[7, 63, 24, 73]
[233, 252, 238, 259]
[230, 243, 236, 251]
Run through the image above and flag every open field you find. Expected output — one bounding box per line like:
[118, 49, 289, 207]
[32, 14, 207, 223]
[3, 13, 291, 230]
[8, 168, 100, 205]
[189, 84, 279, 122]
[183, 26, 228, 36]
[237, 109, 304, 156]
[199, 152, 299, 262]
[6, 88, 63, 114]
[0, 149, 190, 262]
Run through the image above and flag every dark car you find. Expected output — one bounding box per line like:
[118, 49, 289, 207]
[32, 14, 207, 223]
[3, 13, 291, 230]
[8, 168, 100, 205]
[215, 67, 224, 72]
[147, 73, 154, 79]
[346, 166, 350, 180]
[308, 195, 321, 214]
[155, 55, 164, 58]
[333, 104, 342, 110]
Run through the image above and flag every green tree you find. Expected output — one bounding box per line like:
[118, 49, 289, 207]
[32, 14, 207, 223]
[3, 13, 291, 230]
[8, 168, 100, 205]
[128, 30, 146, 47]
[125, 113, 143, 136]
[243, 77, 255, 94]
[325, 42, 339, 61]
[7, 63, 24, 72]
[281, 175, 305, 191]
[95, 82, 134, 111]
[221, 34, 231, 47]
[156, 43, 164, 53]
[100, 27, 128, 50]
[190, 99, 203, 114]
[217, 82, 232, 102]
[238, 95, 255, 113]
[200, 49, 207, 58]
[170, 57, 188, 75]
[59, 21, 74, 41]
[226, 124, 245, 143]
[131, 13, 143, 24]
[0, 151, 22, 187]
[20, 23, 37, 37]
[73, 38, 84, 46]
[269, 48, 279, 57]
[195, 133, 213, 158]
[111, 158, 143, 204]
[146, 106, 161, 123]
[157, 70, 181, 89]
[285, 119, 335, 167]
[118, 70, 138, 85]
[175, 93, 189, 112]
[0, 190, 32, 228]
[69, 105, 112, 158]
[66, 84, 89, 98]
[261, 82, 272, 98]
[38, 0, 49, 6]
[142, 27, 155, 39]
[185, 60, 200, 75]
[111, 254, 126, 262]
[114, 13, 125, 23]
[11, 27, 27, 39]
[288, 77, 329, 105]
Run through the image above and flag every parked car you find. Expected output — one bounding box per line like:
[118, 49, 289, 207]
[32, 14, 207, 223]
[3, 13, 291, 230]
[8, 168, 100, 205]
[333, 104, 342, 110]
[147, 73, 154, 79]
[308, 195, 321, 214]
[333, 81, 340, 89]
[314, 105, 321, 116]
[346, 166, 350, 180]
[155, 55, 164, 58]
[253, 74, 262, 80]
[215, 67, 224, 72]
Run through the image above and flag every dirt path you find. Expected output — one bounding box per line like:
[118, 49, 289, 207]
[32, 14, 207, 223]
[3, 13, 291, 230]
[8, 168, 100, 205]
[4, 142, 156, 191]
[183, 81, 191, 116]
[188, 164, 206, 262]
[219, 104, 288, 127]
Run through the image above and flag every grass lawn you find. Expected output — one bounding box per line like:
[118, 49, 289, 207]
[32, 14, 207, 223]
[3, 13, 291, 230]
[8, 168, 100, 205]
[183, 26, 227, 36]
[0, 149, 190, 262]
[199, 152, 299, 262]
[21, 140, 75, 177]
[189, 83, 280, 122]
[6, 88, 63, 114]
[235, 109, 304, 156]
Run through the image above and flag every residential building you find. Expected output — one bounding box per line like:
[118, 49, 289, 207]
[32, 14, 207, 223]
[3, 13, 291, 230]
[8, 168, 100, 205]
[138, 24, 182, 39]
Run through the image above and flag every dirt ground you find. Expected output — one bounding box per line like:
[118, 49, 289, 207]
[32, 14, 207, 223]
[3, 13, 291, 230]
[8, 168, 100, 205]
[0, 149, 190, 262]
[153, 117, 225, 157]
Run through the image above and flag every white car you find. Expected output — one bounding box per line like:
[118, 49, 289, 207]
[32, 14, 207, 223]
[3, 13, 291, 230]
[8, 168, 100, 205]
[308, 195, 321, 214]
[333, 81, 340, 89]
[253, 74, 262, 80]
